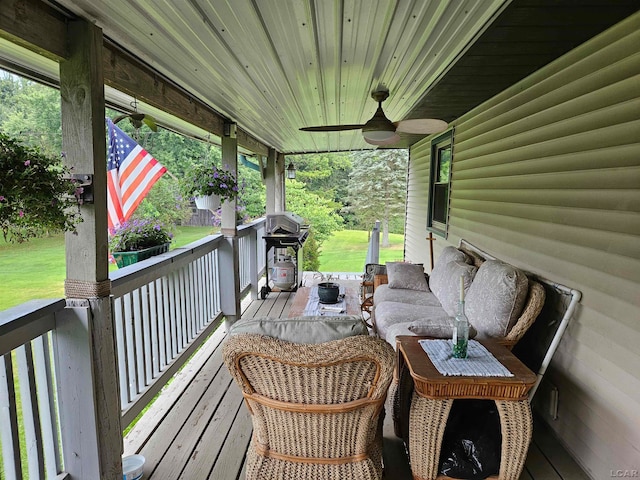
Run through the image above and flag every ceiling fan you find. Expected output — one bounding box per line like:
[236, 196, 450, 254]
[113, 112, 158, 132]
[300, 90, 448, 146]
[112, 98, 158, 132]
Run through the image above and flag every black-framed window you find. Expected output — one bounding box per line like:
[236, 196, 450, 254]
[427, 129, 453, 236]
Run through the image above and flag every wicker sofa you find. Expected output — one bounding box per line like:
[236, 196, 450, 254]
[371, 245, 546, 349]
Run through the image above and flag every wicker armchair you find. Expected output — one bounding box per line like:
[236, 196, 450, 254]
[223, 334, 395, 480]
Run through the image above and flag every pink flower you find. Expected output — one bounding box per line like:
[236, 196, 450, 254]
[0, 196, 5, 202]
[24, 160, 31, 166]
[19, 210, 24, 217]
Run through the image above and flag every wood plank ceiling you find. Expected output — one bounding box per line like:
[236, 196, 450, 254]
[5, 0, 640, 154]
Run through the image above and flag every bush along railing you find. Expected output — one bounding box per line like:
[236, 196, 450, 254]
[0, 219, 267, 477]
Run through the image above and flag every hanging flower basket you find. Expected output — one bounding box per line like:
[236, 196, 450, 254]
[179, 163, 238, 203]
[0, 132, 82, 243]
[194, 194, 220, 212]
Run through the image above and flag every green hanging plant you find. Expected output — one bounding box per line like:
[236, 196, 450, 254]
[179, 162, 239, 202]
[0, 132, 83, 243]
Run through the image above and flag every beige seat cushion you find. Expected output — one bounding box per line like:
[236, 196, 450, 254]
[228, 315, 368, 344]
[465, 260, 529, 338]
[373, 284, 440, 306]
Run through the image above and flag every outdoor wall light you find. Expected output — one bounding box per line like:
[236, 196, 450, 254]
[287, 161, 296, 179]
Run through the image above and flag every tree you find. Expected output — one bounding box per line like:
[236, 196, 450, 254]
[344, 149, 408, 246]
[287, 153, 352, 203]
[285, 179, 343, 270]
[1, 75, 62, 157]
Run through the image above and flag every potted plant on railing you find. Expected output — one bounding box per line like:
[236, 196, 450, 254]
[179, 162, 239, 212]
[108, 219, 173, 268]
[0, 132, 83, 243]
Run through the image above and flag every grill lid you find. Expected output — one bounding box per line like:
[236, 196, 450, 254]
[265, 212, 306, 235]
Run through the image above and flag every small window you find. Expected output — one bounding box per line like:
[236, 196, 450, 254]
[427, 129, 453, 236]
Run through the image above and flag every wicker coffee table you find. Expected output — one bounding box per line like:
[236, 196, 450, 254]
[395, 336, 536, 480]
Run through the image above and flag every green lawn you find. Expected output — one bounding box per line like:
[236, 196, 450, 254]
[0, 227, 403, 311]
[0, 226, 214, 311]
[319, 229, 404, 272]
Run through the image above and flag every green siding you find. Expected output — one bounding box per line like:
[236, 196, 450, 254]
[407, 12, 640, 479]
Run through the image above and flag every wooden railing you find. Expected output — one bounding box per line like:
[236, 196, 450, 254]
[0, 219, 266, 479]
[0, 300, 66, 480]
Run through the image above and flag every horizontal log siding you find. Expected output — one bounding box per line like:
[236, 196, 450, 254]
[407, 12, 640, 479]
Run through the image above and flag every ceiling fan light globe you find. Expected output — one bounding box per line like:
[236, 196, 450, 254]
[364, 132, 401, 146]
[362, 129, 397, 142]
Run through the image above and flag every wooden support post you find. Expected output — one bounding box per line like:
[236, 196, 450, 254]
[265, 148, 277, 215]
[276, 152, 286, 212]
[248, 228, 259, 301]
[220, 123, 241, 325]
[59, 20, 122, 479]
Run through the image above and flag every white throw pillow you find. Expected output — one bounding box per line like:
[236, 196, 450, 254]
[429, 246, 471, 295]
[407, 317, 477, 338]
[430, 260, 478, 316]
[386, 262, 429, 292]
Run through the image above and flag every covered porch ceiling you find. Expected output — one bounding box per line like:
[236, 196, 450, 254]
[1, 0, 638, 154]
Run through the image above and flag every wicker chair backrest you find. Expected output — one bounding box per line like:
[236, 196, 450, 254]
[223, 334, 395, 475]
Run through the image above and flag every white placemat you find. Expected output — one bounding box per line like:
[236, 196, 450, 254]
[303, 286, 347, 316]
[419, 339, 513, 377]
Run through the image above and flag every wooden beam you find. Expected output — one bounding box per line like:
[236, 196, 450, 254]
[102, 43, 269, 156]
[0, 0, 67, 61]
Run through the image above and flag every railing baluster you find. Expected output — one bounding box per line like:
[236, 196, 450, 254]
[0, 353, 22, 480]
[185, 262, 195, 342]
[149, 281, 160, 378]
[205, 252, 214, 320]
[168, 272, 178, 359]
[197, 257, 206, 330]
[113, 296, 130, 406]
[160, 277, 170, 369]
[123, 293, 137, 401]
[32, 335, 59, 476]
[132, 289, 145, 394]
[42, 333, 63, 473]
[140, 285, 152, 386]
[211, 250, 222, 312]
[16, 343, 45, 478]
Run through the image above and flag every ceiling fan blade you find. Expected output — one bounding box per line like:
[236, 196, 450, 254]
[395, 118, 448, 134]
[112, 114, 129, 124]
[300, 124, 365, 132]
[142, 115, 158, 132]
[364, 132, 401, 146]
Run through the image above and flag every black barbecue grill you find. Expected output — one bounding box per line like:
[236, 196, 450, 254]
[261, 212, 309, 299]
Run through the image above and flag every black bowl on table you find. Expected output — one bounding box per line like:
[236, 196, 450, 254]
[317, 282, 340, 304]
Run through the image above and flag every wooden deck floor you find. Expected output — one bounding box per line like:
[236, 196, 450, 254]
[123, 274, 589, 480]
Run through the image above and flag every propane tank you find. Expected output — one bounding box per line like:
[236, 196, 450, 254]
[272, 254, 296, 290]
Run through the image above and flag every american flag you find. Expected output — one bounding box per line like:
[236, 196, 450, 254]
[106, 118, 166, 230]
